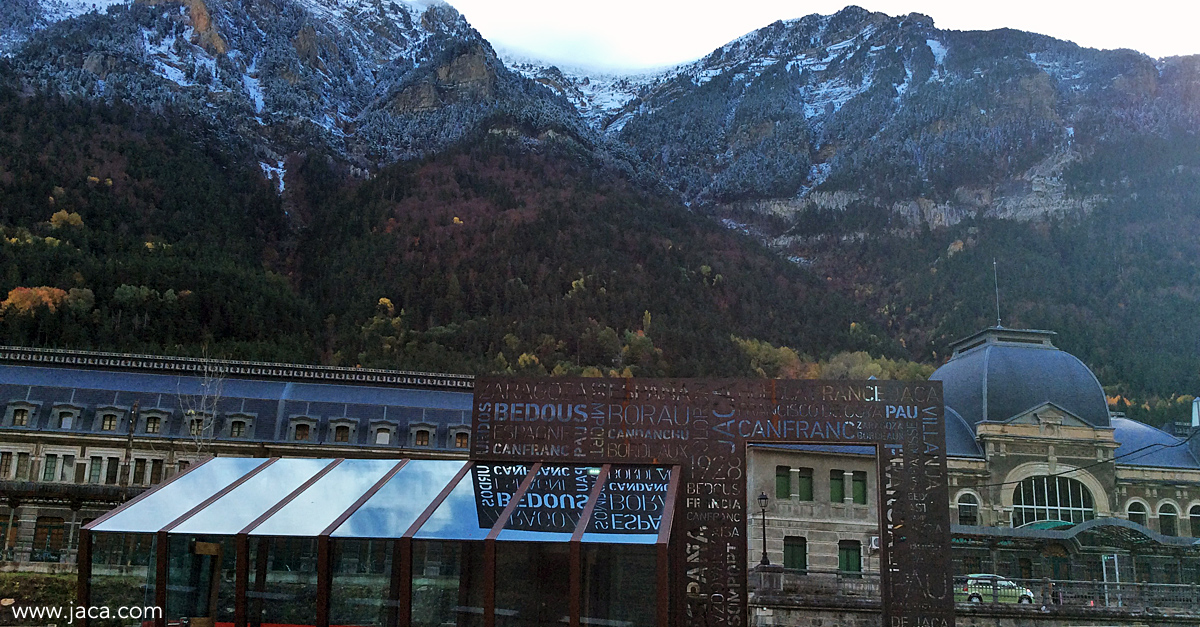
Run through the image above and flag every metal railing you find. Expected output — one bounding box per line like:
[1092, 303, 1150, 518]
[956, 576, 1200, 610]
[29, 548, 63, 563]
[752, 568, 881, 600]
[752, 570, 1200, 614]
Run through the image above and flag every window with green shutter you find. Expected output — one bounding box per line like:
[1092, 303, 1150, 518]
[852, 471, 867, 504]
[41, 454, 57, 482]
[775, 466, 791, 499]
[796, 468, 813, 501]
[88, 456, 102, 484]
[838, 540, 862, 577]
[830, 469, 844, 502]
[783, 536, 807, 571]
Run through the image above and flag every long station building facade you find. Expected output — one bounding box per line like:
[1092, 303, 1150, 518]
[5, 327, 1200, 590]
[0, 346, 474, 566]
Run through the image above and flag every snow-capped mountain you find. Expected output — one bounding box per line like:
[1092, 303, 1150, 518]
[5, 1, 1200, 229]
[2, 0, 586, 177]
[508, 6, 1200, 227]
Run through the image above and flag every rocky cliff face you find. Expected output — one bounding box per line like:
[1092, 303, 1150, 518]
[512, 7, 1200, 235]
[5, 2, 1200, 236]
[1, 0, 586, 173]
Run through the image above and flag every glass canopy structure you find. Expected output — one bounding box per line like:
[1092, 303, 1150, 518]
[80, 457, 680, 627]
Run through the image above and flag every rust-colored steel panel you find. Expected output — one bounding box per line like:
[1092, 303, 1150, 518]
[470, 377, 952, 627]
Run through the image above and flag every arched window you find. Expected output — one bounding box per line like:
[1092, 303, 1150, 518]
[957, 493, 979, 526]
[455, 432, 469, 449]
[1128, 501, 1147, 526]
[294, 424, 310, 441]
[375, 429, 391, 445]
[1159, 503, 1178, 536]
[1190, 505, 1200, 537]
[1011, 476, 1095, 527]
[334, 425, 350, 442]
[230, 421, 246, 437]
[414, 429, 430, 446]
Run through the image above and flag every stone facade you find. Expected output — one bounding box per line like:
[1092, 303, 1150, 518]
[748, 447, 878, 573]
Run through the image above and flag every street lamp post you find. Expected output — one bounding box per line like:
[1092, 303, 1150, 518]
[757, 491, 770, 566]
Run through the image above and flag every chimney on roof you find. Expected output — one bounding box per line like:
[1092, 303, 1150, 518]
[1189, 399, 1200, 463]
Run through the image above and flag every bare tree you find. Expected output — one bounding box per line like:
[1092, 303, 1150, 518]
[177, 351, 226, 455]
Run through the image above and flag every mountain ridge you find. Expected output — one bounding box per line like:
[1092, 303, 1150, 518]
[2, 3, 1200, 426]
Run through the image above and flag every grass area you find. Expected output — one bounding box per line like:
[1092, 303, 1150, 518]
[0, 572, 76, 625]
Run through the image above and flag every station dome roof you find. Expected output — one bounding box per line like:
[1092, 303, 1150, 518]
[930, 327, 1110, 429]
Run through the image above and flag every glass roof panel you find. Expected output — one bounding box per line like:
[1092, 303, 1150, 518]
[249, 459, 398, 537]
[332, 459, 467, 538]
[414, 463, 528, 540]
[582, 466, 673, 544]
[91, 458, 267, 533]
[496, 465, 600, 542]
[171, 458, 336, 535]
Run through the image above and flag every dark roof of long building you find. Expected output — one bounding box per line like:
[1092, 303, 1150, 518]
[0, 349, 476, 449]
[0, 345, 474, 391]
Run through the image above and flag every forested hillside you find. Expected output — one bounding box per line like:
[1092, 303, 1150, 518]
[0, 76, 909, 378]
[781, 128, 1200, 427]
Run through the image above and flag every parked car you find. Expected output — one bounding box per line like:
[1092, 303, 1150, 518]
[956, 574, 1035, 604]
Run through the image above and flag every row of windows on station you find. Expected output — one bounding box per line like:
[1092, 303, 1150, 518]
[6, 403, 470, 448]
[0, 451, 190, 486]
[953, 476, 1200, 537]
[775, 466, 868, 505]
[779, 537, 864, 574]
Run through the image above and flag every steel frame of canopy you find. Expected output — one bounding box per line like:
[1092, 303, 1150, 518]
[79, 457, 681, 627]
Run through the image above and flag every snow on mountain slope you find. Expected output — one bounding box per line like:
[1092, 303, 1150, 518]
[499, 7, 939, 204]
[40, 0, 130, 22]
[505, 8, 919, 139]
[501, 52, 666, 132]
[6, 0, 586, 176]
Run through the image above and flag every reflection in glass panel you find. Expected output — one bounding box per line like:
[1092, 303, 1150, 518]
[412, 540, 484, 627]
[248, 537, 318, 627]
[165, 535, 237, 624]
[580, 544, 657, 627]
[416, 466, 519, 541]
[468, 464, 532, 532]
[495, 543, 570, 627]
[333, 460, 467, 539]
[89, 532, 156, 627]
[331, 538, 395, 627]
[497, 466, 598, 542]
[173, 458, 334, 535]
[583, 466, 672, 544]
[92, 458, 267, 533]
[251, 459, 396, 537]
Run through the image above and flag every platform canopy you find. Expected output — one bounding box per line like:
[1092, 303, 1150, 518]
[87, 456, 678, 544]
[82, 457, 681, 627]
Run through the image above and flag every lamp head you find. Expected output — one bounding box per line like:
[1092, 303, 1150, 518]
[757, 491, 769, 511]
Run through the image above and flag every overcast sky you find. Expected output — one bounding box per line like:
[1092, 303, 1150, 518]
[440, 0, 1200, 72]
